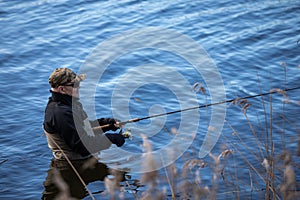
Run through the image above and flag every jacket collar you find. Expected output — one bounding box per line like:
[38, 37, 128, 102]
[50, 90, 79, 105]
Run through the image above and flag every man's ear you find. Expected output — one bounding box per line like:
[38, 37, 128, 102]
[57, 86, 65, 94]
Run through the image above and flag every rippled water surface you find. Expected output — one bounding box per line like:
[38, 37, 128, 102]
[0, 0, 299, 199]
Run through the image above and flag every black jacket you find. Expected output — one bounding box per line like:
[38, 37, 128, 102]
[43, 91, 124, 159]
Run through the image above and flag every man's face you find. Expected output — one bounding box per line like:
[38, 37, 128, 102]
[61, 82, 80, 98]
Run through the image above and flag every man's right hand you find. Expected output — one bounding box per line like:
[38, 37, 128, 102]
[105, 133, 125, 147]
[107, 118, 120, 131]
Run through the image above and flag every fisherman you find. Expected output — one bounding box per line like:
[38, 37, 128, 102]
[42, 68, 125, 199]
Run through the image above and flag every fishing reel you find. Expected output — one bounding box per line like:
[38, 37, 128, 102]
[119, 128, 132, 140]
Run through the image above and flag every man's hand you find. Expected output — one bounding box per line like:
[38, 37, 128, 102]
[105, 133, 125, 147]
[94, 118, 121, 132]
[108, 118, 120, 131]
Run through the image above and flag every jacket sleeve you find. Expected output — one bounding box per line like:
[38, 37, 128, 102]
[54, 107, 112, 156]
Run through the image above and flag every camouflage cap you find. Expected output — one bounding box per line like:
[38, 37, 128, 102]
[49, 68, 86, 88]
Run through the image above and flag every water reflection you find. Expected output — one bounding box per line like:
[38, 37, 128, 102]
[42, 157, 119, 199]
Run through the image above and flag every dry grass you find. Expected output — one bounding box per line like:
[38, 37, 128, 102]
[97, 82, 299, 199]
[119, 83, 298, 199]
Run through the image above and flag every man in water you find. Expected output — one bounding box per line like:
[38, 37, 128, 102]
[42, 68, 125, 199]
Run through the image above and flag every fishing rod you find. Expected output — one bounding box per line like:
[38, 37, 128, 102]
[93, 86, 300, 131]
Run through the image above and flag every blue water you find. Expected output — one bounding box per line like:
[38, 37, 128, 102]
[1, 0, 300, 199]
